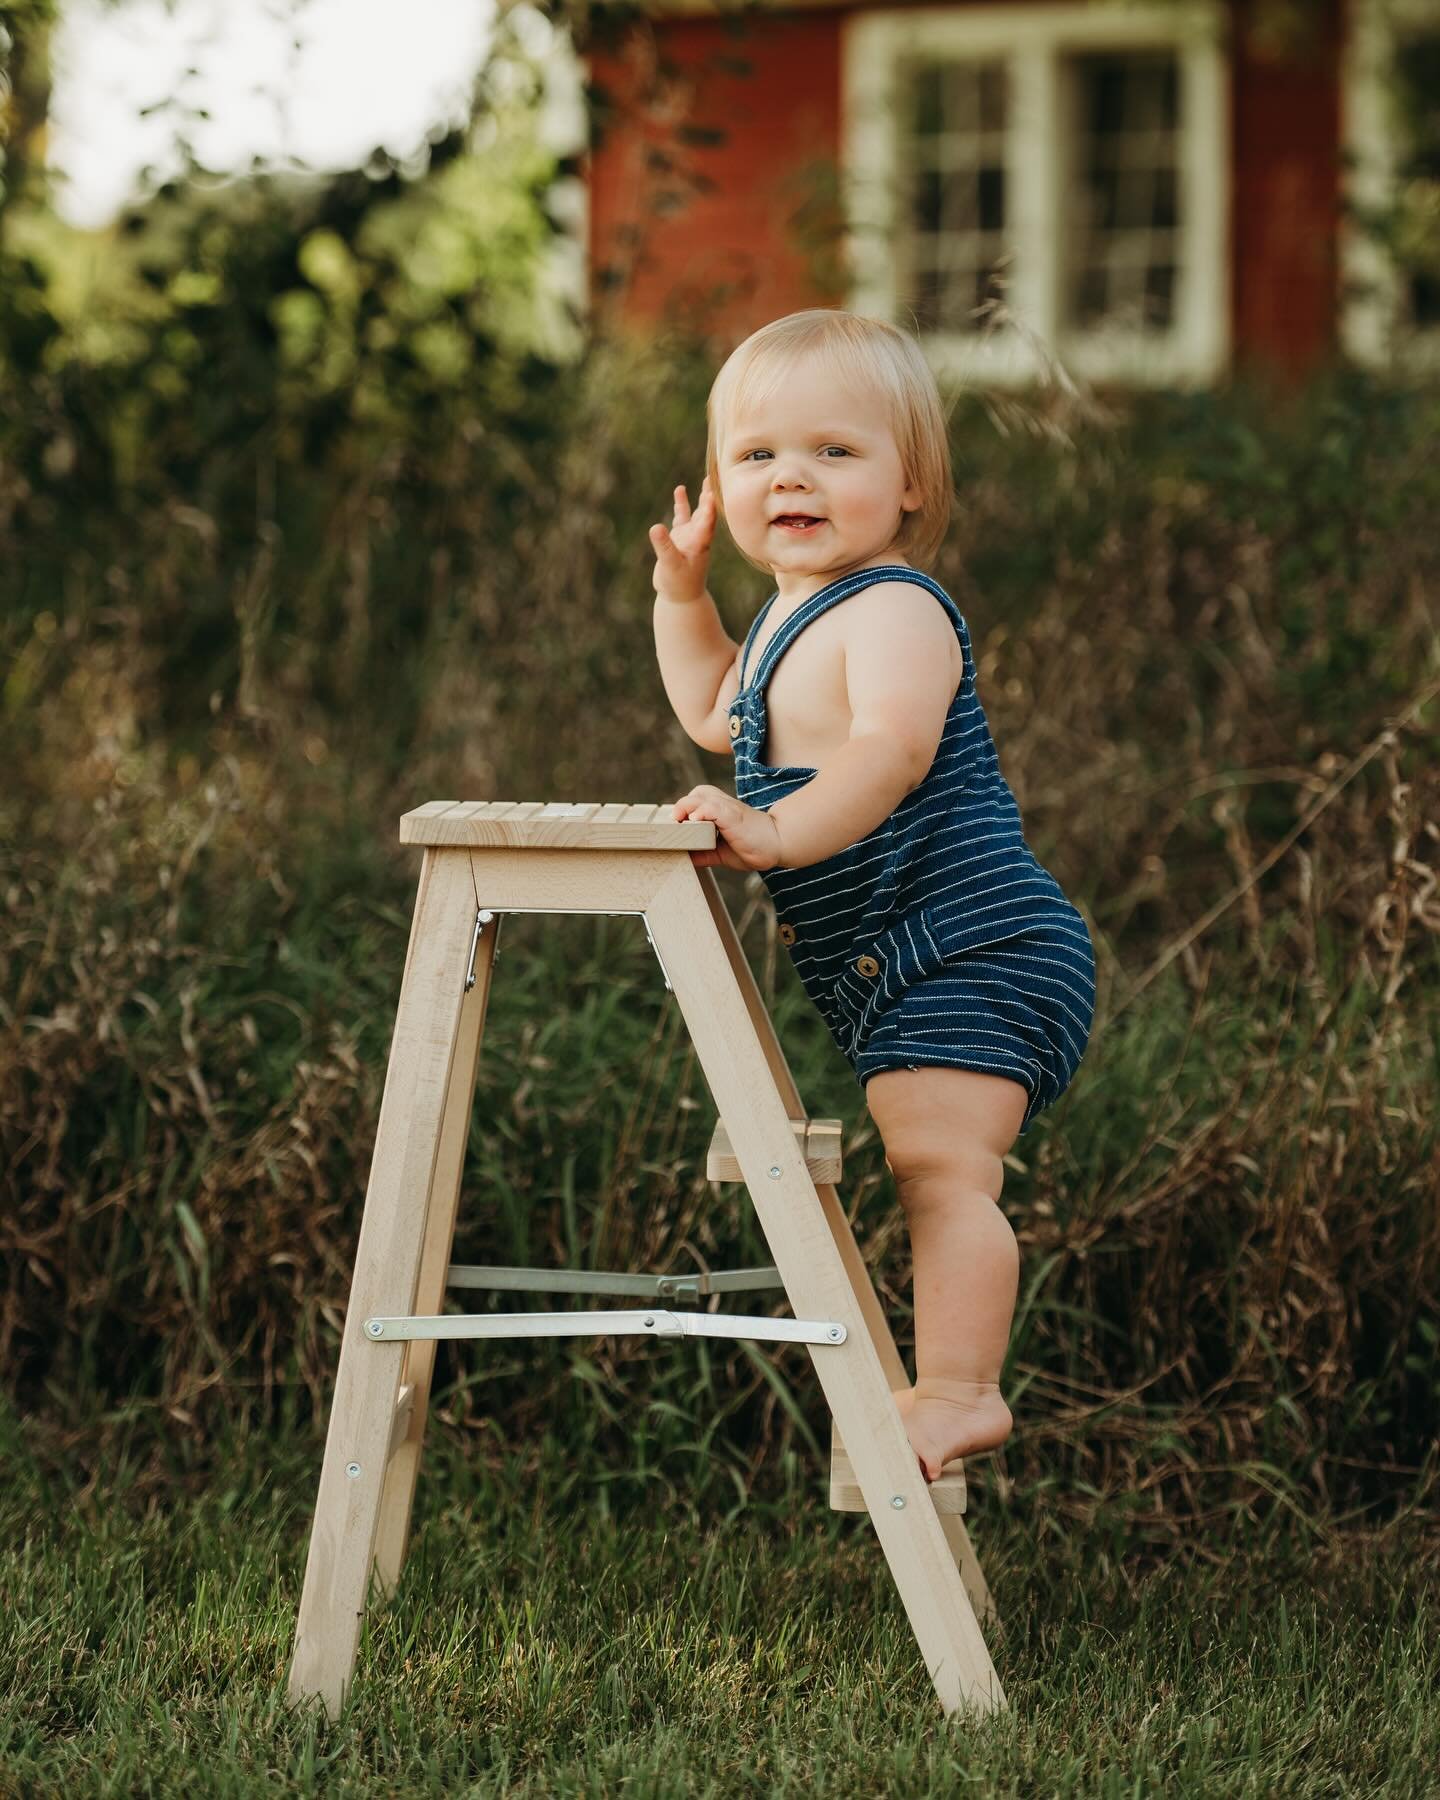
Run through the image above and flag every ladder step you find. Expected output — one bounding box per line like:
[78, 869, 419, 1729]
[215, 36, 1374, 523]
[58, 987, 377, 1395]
[706, 1116, 843, 1184]
[829, 1438, 967, 1515]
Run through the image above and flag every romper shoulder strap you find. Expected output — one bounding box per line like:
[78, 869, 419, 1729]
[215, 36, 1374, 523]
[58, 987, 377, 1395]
[738, 592, 780, 691]
[749, 565, 969, 695]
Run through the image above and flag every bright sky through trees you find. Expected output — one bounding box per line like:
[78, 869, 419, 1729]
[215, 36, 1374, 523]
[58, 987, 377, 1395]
[47, 0, 500, 228]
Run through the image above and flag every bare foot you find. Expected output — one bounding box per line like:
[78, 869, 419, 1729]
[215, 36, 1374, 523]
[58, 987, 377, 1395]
[892, 1378, 1013, 1482]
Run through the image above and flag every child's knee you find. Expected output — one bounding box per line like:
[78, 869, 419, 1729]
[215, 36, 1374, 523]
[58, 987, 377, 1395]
[888, 1136, 1006, 1204]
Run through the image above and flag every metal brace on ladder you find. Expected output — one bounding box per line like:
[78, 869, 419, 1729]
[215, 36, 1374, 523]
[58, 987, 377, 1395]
[363, 1309, 846, 1345]
[445, 1264, 786, 1302]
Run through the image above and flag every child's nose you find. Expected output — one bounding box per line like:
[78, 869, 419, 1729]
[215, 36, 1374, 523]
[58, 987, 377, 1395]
[772, 468, 812, 490]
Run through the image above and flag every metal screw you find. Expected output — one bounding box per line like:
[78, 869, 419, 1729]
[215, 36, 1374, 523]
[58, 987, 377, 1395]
[346, 1462, 362, 1480]
[365, 1319, 383, 1337]
[768, 1165, 781, 1179]
[891, 1495, 906, 1510]
[828, 1326, 843, 1342]
[643, 1315, 655, 1327]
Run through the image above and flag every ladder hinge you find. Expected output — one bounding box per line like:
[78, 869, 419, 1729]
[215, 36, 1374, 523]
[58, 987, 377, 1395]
[464, 908, 497, 990]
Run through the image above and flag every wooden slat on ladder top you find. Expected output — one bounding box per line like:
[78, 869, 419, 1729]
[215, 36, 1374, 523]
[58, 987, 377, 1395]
[398, 801, 714, 851]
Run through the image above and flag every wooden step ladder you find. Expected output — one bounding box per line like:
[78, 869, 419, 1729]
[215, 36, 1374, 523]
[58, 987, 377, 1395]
[285, 801, 1003, 1720]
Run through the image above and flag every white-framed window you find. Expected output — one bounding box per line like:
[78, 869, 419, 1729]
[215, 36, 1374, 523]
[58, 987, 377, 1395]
[841, 2, 1230, 387]
[1341, 0, 1440, 374]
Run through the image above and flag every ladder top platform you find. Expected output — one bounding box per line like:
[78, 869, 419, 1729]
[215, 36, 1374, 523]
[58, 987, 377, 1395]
[400, 801, 718, 850]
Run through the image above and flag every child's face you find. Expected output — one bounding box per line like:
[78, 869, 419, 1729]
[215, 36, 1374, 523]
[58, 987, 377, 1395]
[717, 357, 921, 584]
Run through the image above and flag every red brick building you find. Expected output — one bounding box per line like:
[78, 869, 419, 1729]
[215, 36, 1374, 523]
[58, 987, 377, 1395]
[570, 0, 1440, 384]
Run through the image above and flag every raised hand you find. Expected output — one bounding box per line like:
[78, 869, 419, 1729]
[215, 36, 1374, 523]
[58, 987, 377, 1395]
[649, 475, 718, 604]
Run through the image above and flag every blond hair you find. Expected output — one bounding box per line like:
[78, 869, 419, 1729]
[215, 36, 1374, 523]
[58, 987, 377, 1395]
[705, 308, 954, 574]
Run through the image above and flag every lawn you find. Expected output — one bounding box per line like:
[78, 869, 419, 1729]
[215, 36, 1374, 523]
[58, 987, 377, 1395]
[3, 1410, 1437, 1797]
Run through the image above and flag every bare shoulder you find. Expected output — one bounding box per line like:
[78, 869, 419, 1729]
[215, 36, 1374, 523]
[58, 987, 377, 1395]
[838, 579, 964, 673]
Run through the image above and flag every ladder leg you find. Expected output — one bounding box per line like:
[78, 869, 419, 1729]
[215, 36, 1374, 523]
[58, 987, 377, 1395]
[651, 865, 1004, 1715]
[692, 870, 998, 1629]
[371, 917, 494, 1594]
[287, 849, 480, 1721]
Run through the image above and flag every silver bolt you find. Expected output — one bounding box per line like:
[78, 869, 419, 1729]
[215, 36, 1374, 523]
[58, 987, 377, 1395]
[768, 1165, 781, 1179]
[891, 1495, 906, 1510]
[365, 1319, 383, 1337]
[346, 1462, 362, 1480]
[828, 1326, 843, 1342]
[643, 1315, 655, 1327]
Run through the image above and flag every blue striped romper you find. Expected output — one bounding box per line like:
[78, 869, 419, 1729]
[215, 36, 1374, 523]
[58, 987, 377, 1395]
[726, 563, 1096, 1135]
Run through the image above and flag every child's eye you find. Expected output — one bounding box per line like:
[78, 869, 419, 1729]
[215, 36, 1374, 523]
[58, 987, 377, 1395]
[741, 446, 850, 461]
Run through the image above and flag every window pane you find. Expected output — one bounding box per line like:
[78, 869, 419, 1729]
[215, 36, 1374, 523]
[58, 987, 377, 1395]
[897, 56, 1010, 334]
[978, 64, 1006, 134]
[978, 165, 1005, 231]
[912, 168, 945, 234]
[1063, 50, 1182, 334]
[1393, 32, 1440, 330]
[912, 64, 946, 139]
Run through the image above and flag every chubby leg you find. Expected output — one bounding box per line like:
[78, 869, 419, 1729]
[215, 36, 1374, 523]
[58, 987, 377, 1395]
[864, 1066, 1029, 1480]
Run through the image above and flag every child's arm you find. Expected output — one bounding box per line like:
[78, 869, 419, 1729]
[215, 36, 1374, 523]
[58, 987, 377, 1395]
[673, 583, 955, 873]
[649, 477, 737, 750]
[767, 582, 954, 867]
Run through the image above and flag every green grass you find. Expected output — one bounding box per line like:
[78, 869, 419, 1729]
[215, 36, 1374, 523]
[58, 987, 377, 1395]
[3, 1412, 1437, 1797]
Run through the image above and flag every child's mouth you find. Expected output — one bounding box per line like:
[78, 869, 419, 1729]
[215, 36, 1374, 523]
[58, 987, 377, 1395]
[773, 516, 825, 533]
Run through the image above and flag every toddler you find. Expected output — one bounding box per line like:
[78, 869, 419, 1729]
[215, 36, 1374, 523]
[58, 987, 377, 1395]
[648, 308, 1095, 1483]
